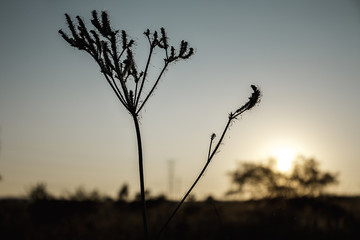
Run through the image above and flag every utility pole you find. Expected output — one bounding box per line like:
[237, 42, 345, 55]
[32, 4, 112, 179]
[168, 159, 175, 200]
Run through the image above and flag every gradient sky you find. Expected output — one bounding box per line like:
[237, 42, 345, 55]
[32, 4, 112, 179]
[1, 0, 359, 199]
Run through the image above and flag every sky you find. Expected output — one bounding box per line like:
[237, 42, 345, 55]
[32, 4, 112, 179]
[0, 0, 359, 200]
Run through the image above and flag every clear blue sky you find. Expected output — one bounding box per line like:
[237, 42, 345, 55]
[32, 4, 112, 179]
[0, 0, 359, 199]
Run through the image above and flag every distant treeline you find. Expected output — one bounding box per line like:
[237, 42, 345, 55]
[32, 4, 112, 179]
[227, 156, 338, 199]
[25, 182, 171, 203]
[24, 156, 338, 202]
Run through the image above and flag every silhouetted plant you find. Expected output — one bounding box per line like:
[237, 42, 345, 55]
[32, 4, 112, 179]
[151, 194, 167, 202]
[227, 156, 338, 199]
[59, 10, 193, 239]
[117, 183, 129, 202]
[135, 189, 151, 202]
[158, 85, 261, 237]
[205, 195, 216, 202]
[66, 186, 103, 202]
[187, 194, 197, 202]
[60, 10, 261, 239]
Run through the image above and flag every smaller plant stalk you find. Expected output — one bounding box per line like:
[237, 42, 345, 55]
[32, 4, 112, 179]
[158, 85, 261, 238]
[158, 119, 231, 238]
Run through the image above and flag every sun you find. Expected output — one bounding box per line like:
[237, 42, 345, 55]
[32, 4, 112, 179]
[273, 148, 296, 172]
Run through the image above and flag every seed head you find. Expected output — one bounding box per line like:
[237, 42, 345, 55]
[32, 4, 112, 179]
[211, 133, 216, 141]
[248, 85, 261, 110]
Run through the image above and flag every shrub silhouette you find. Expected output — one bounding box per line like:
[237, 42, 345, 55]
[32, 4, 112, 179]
[227, 156, 338, 199]
[60, 10, 261, 239]
[117, 183, 129, 202]
[66, 186, 103, 202]
[27, 182, 53, 201]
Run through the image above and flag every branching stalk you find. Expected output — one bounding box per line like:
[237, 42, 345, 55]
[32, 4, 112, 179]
[102, 68, 129, 111]
[158, 118, 231, 238]
[136, 62, 169, 114]
[135, 46, 154, 108]
[59, 11, 194, 240]
[158, 85, 261, 238]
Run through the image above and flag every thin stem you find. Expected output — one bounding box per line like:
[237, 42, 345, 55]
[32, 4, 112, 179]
[102, 71, 129, 111]
[135, 46, 154, 108]
[110, 75, 127, 104]
[132, 114, 149, 240]
[158, 117, 233, 238]
[136, 62, 169, 114]
[208, 116, 233, 161]
[134, 80, 139, 102]
[117, 46, 127, 62]
[207, 139, 213, 160]
[108, 37, 131, 105]
[158, 160, 210, 238]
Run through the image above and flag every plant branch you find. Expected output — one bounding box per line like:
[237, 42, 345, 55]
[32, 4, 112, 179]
[135, 45, 154, 108]
[109, 75, 127, 106]
[101, 69, 129, 111]
[136, 62, 169, 114]
[207, 134, 215, 160]
[158, 117, 232, 238]
[158, 85, 261, 238]
[109, 41, 132, 106]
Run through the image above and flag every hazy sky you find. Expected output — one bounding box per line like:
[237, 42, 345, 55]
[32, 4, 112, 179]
[1, 0, 359, 199]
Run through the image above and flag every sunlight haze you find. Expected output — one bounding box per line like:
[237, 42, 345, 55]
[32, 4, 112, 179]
[274, 147, 296, 172]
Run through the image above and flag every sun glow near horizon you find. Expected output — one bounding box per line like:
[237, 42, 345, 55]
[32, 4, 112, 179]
[273, 147, 296, 172]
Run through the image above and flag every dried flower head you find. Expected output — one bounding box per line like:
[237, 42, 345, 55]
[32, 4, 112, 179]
[211, 133, 216, 140]
[233, 85, 262, 118]
[59, 11, 194, 114]
[248, 85, 261, 110]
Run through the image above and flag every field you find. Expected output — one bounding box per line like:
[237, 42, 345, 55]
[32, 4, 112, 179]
[1, 196, 360, 240]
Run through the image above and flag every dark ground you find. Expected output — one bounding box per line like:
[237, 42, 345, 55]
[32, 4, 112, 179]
[1, 196, 359, 240]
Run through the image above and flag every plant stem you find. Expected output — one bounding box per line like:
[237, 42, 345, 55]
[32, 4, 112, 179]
[132, 114, 149, 240]
[158, 117, 233, 239]
[158, 160, 210, 238]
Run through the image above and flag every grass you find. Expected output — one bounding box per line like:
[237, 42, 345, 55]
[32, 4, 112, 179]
[1, 196, 360, 240]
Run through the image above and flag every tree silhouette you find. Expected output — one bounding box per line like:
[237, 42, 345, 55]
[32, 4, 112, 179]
[290, 156, 338, 196]
[27, 183, 53, 201]
[227, 156, 338, 199]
